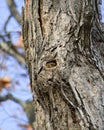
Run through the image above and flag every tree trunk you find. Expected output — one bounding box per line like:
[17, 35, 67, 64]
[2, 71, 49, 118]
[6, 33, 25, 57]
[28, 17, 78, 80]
[22, 0, 104, 130]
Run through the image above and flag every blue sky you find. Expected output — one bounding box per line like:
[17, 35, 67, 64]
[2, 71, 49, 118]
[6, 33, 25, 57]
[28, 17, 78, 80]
[101, 0, 104, 22]
[0, 1, 31, 130]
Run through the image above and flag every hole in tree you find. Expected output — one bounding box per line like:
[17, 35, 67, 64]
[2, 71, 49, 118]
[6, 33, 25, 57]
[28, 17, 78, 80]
[46, 60, 57, 68]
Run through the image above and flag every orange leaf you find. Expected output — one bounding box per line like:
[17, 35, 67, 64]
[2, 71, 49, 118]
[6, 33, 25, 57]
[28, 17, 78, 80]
[14, 35, 24, 48]
[19, 124, 33, 130]
[0, 77, 11, 91]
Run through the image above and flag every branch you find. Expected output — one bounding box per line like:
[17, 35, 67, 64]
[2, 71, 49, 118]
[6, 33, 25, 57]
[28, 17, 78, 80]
[0, 94, 34, 125]
[4, 15, 12, 32]
[7, 0, 21, 24]
[0, 42, 26, 65]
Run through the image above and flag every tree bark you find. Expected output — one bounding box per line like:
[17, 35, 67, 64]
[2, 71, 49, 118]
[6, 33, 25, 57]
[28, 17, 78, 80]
[22, 0, 104, 130]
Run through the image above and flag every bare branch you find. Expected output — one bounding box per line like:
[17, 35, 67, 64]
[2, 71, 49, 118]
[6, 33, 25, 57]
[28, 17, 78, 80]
[0, 94, 34, 125]
[7, 0, 21, 24]
[0, 42, 26, 65]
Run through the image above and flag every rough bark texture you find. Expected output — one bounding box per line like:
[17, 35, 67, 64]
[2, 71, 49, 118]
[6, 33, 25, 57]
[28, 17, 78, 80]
[22, 0, 104, 130]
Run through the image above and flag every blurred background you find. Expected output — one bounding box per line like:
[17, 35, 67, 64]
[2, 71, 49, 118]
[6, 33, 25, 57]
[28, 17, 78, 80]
[0, 0, 104, 130]
[0, 0, 33, 130]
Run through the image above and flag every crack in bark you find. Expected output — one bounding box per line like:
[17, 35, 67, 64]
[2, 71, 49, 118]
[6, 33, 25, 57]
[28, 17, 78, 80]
[38, 0, 43, 38]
